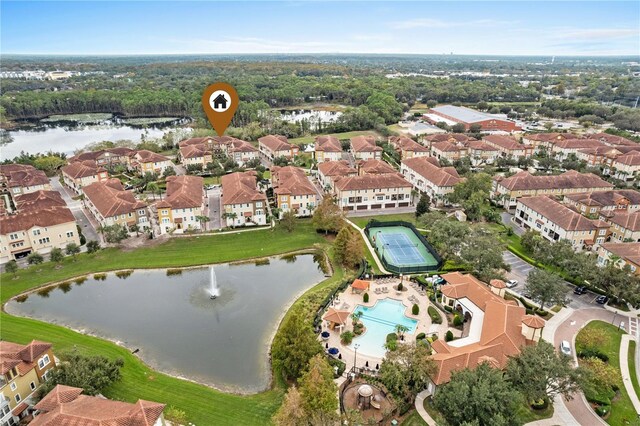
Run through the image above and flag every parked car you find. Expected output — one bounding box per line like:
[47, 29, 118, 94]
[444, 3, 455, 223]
[574, 286, 587, 295]
[596, 295, 609, 304]
[560, 340, 571, 356]
[506, 279, 518, 288]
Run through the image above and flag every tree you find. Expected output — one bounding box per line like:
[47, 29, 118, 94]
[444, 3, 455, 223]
[298, 354, 339, 425]
[446, 173, 494, 221]
[86, 240, 101, 253]
[65, 243, 81, 259]
[506, 341, 584, 403]
[524, 269, 568, 310]
[580, 357, 618, 395]
[451, 123, 466, 133]
[379, 343, 436, 410]
[312, 196, 344, 234]
[273, 385, 306, 426]
[434, 363, 521, 426]
[271, 309, 322, 381]
[575, 327, 607, 353]
[27, 252, 44, 265]
[5, 260, 18, 277]
[38, 351, 124, 397]
[279, 210, 297, 233]
[146, 182, 160, 200]
[415, 194, 430, 217]
[101, 224, 130, 243]
[395, 324, 409, 340]
[195, 215, 210, 231]
[333, 227, 363, 268]
[459, 229, 506, 281]
[50, 247, 64, 264]
[351, 310, 363, 326]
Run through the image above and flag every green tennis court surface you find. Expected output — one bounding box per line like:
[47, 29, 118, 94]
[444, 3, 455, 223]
[370, 225, 439, 269]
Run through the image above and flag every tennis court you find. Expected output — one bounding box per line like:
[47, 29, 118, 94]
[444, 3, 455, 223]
[370, 225, 439, 271]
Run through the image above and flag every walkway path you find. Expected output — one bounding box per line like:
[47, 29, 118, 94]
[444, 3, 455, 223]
[620, 334, 640, 415]
[415, 390, 437, 426]
[344, 218, 391, 275]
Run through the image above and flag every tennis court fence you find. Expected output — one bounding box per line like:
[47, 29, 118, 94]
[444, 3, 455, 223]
[364, 220, 443, 274]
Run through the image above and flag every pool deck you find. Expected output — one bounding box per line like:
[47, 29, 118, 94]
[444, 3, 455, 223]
[321, 276, 453, 372]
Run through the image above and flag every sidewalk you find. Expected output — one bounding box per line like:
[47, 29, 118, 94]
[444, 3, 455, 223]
[344, 218, 391, 275]
[620, 334, 640, 415]
[415, 390, 437, 426]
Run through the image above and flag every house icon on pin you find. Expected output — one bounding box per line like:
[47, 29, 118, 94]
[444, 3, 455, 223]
[213, 93, 228, 110]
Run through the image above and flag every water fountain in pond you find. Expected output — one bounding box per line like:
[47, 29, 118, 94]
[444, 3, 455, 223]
[209, 266, 220, 299]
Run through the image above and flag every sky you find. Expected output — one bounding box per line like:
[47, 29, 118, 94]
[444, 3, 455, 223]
[1, 1, 639, 56]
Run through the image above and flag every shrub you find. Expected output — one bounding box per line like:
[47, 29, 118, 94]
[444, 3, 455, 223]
[385, 339, 398, 352]
[453, 314, 463, 327]
[444, 305, 453, 313]
[164, 406, 188, 423]
[93, 273, 107, 281]
[431, 333, 438, 341]
[386, 332, 398, 343]
[166, 268, 183, 276]
[74, 276, 87, 285]
[445, 330, 454, 342]
[412, 304, 419, 315]
[340, 331, 354, 345]
[578, 348, 609, 362]
[363, 292, 369, 303]
[428, 306, 442, 324]
[86, 240, 101, 253]
[595, 405, 610, 417]
[115, 270, 133, 279]
[353, 323, 364, 335]
[397, 282, 404, 291]
[27, 253, 44, 265]
[327, 357, 346, 377]
[416, 332, 426, 340]
[531, 398, 549, 410]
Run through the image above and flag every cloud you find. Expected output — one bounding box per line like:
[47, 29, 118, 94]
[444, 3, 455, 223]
[556, 28, 638, 40]
[389, 18, 515, 30]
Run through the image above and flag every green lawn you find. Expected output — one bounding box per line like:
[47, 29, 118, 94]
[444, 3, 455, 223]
[400, 410, 428, 425]
[629, 341, 640, 404]
[202, 176, 221, 185]
[350, 213, 418, 229]
[0, 221, 348, 425]
[577, 321, 639, 425]
[288, 130, 380, 146]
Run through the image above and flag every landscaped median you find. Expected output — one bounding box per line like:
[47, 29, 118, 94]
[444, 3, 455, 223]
[0, 220, 348, 425]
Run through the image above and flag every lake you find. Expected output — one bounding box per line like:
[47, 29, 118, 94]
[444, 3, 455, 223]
[1, 119, 190, 158]
[5, 254, 326, 393]
[279, 109, 342, 130]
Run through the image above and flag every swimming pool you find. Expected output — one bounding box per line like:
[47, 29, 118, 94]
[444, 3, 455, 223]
[349, 298, 418, 358]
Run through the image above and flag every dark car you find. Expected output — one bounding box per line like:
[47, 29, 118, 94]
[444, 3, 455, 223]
[596, 295, 609, 304]
[574, 286, 587, 295]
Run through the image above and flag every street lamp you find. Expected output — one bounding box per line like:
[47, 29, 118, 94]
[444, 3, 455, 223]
[353, 343, 360, 373]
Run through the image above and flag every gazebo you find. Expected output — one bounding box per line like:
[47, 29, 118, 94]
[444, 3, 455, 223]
[351, 279, 371, 294]
[358, 384, 373, 409]
[323, 308, 350, 330]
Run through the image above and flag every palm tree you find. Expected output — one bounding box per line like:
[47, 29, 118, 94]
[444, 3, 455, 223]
[351, 311, 363, 326]
[222, 212, 238, 228]
[146, 182, 159, 200]
[195, 215, 210, 231]
[395, 324, 409, 341]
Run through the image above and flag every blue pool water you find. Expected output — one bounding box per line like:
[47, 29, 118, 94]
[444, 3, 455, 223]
[350, 298, 418, 358]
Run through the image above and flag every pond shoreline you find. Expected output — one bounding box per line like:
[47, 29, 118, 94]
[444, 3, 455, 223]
[3, 249, 329, 396]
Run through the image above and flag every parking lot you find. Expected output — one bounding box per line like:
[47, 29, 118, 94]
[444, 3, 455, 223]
[502, 251, 604, 310]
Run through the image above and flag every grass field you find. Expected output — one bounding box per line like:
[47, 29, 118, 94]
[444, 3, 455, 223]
[289, 130, 381, 145]
[0, 221, 350, 425]
[577, 321, 638, 425]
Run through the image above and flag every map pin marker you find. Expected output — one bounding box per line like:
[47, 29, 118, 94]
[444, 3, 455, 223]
[202, 82, 239, 136]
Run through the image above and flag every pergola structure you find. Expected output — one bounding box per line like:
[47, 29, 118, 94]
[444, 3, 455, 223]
[350, 279, 371, 294]
[323, 308, 350, 330]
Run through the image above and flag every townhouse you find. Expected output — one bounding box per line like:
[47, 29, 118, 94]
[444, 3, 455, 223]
[491, 170, 614, 211]
[563, 190, 640, 219]
[549, 138, 605, 161]
[401, 156, 462, 206]
[423, 133, 475, 148]
[131, 150, 173, 175]
[316, 160, 357, 191]
[156, 175, 205, 234]
[0, 165, 51, 196]
[31, 385, 166, 426]
[224, 138, 260, 167]
[429, 139, 499, 166]
[82, 179, 149, 230]
[603, 211, 640, 243]
[221, 171, 267, 227]
[69, 147, 135, 169]
[430, 141, 466, 163]
[0, 340, 56, 425]
[597, 242, 640, 274]
[350, 135, 382, 160]
[514, 195, 609, 251]
[465, 140, 501, 165]
[587, 132, 638, 148]
[388, 136, 430, 160]
[178, 142, 212, 168]
[314, 135, 343, 163]
[60, 160, 109, 195]
[482, 135, 534, 159]
[271, 166, 319, 217]
[356, 159, 397, 176]
[521, 133, 579, 150]
[258, 135, 298, 162]
[0, 191, 79, 264]
[427, 272, 543, 393]
[608, 150, 640, 182]
[333, 173, 412, 212]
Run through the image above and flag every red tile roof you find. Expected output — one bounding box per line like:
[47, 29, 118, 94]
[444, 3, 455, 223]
[315, 135, 342, 152]
[259, 135, 293, 152]
[402, 156, 462, 187]
[0, 191, 76, 234]
[357, 159, 398, 175]
[482, 135, 523, 150]
[334, 173, 411, 191]
[600, 242, 640, 266]
[83, 179, 147, 218]
[609, 210, 640, 232]
[179, 143, 210, 159]
[317, 160, 357, 177]
[135, 150, 170, 163]
[350, 135, 382, 153]
[519, 196, 601, 231]
[61, 160, 107, 179]
[495, 170, 613, 191]
[0, 340, 52, 375]
[157, 175, 203, 210]
[272, 166, 317, 197]
[221, 171, 266, 205]
[389, 136, 429, 153]
[0, 164, 49, 188]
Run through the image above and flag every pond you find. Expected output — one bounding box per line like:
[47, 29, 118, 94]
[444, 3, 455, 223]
[278, 109, 342, 130]
[5, 254, 326, 393]
[1, 116, 191, 158]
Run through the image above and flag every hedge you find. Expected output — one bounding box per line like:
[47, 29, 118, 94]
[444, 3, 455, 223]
[428, 306, 442, 324]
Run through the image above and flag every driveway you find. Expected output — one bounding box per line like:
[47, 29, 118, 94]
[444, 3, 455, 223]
[50, 177, 100, 243]
[502, 251, 605, 311]
[501, 212, 524, 236]
[205, 187, 222, 230]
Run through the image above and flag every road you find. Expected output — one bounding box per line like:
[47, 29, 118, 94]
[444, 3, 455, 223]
[502, 251, 605, 311]
[501, 211, 523, 236]
[50, 177, 100, 243]
[205, 187, 222, 230]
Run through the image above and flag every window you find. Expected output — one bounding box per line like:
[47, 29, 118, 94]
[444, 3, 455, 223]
[66, 231, 74, 238]
[282, 203, 288, 209]
[14, 394, 20, 403]
[9, 382, 16, 392]
[30, 382, 36, 391]
[9, 234, 18, 241]
[281, 196, 288, 201]
[38, 238, 50, 245]
[256, 202, 262, 208]
[32, 229, 41, 236]
[38, 354, 50, 369]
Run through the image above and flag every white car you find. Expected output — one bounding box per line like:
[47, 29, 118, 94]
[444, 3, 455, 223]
[560, 340, 571, 356]
[506, 279, 518, 288]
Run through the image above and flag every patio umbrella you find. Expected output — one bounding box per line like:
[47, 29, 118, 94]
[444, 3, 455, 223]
[365, 361, 369, 367]
[328, 347, 339, 356]
[375, 364, 379, 370]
